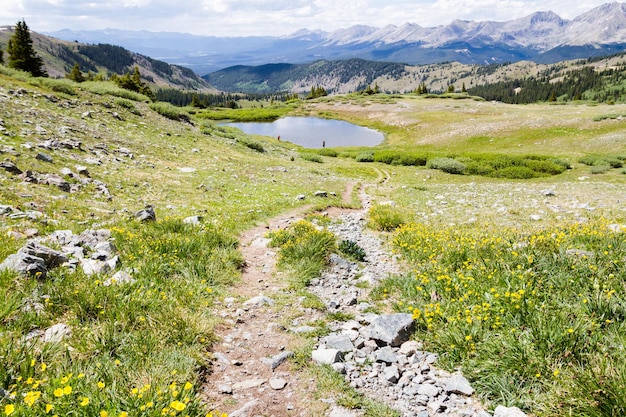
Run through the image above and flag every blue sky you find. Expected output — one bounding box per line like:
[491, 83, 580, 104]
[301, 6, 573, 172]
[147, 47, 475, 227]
[0, 0, 617, 36]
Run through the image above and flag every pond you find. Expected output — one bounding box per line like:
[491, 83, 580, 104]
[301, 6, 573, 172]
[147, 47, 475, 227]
[224, 116, 384, 148]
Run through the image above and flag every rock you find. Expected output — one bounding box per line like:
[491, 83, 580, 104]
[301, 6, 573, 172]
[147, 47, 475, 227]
[45, 174, 70, 192]
[36, 152, 53, 163]
[566, 249, 595, 259]
[76, 165, 90, 176]
[19, 242, 68, 269]
[0, 253, 47, 277]
[229, 399, 260, 417]
[81, 259, 110, 276]
[178, 167, 196, 173]
[312, 349, 343, 365]
[243, 295, 274, 307]
[382, 365, 400, 383]
[375, 346, 397, 365]
[541, 189, 556, 197]
[261, 351, 294, 371]
[445, 374, 474, 396]
[529, 214, 541, 221]
[0, 205, 13, 215]
[0, 161, 22, 175]
[314, 190, 328, 198]
[493, 405, 527, 417]
[183, 215, 203, 225]
[217, 383, 232, 394]
[232, 379, 266, 390]
[329, 406, 361, 417]
[399, 340, 422, 356]
[417, 383, 441, 397]
[269, 378, 288, 390]
[135, 205, 156, 222]
[290, 325, 317, 334]
[43, 323, 71, 343]
[103, 270, 136, 286]
[323, 334, 354, 352]
[369, 313, 415, 347]
[608, 224, 625, 233]
[295, 194, 306, 201]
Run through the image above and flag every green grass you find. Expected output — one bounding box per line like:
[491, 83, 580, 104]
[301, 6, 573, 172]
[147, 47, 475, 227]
[382, 219, 626, 415]
[194, 105, 294, 121]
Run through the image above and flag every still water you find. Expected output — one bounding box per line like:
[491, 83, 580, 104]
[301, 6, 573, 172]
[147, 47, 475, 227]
[225, 117, 384, 148]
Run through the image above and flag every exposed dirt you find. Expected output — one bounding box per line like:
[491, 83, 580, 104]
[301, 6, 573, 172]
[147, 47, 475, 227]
[202, 185, 360, 416]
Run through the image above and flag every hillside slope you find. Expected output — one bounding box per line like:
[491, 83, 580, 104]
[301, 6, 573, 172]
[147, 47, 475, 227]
[0, 25, 214, 91]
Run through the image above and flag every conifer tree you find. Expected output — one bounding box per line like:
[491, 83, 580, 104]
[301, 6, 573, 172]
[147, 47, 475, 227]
[67, 63, 84, 82]
[0, 45, 3, 65]
[7, 20, 47, 77]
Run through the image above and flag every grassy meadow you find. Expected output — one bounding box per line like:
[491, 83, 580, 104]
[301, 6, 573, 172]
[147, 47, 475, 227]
[0, 66, 625, 416]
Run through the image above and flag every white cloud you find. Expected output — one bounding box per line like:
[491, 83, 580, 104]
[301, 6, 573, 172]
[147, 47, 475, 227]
[0, 0, 618, 36]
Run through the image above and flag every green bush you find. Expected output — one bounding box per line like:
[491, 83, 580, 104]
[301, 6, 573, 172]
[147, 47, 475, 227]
[149, 102, 191, 122]
[368, 204, 407, 232]
[524, 159, 567, 175]
[590, 165, 611, 174]
[81, 81, 151, 101]
[237, 137, 264, 153]
[301, 153, 323, 163]
[490, 166, 540, 179]
[316, 148, 338, 157]
[372, 150, 428, 166]
[30, 77, 76, 95]
[338, 240, 367, 262]
[356, 152, 374, 162]
[427, 157, 467, 175]
[464, 161, 494, 176]
[114, 98, 141, 115]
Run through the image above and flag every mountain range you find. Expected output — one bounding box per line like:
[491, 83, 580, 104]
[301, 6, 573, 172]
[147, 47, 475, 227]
[48, 2, 626, 75]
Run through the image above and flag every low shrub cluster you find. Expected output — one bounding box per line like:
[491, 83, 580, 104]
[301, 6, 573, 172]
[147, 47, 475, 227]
[385, 219, 626, 415]
[80, 81, 151, 102]
[149, 102, 191, 122]
[300, 153, 323, 163]
[29, 78, 76, 96]
[426, 157, 467, 174]
[237, 137, 265, 153]
[579, 155, 625, 174]
[372, 150, 428, 166]
[368, 204, 407, 232]
[338, 239, 367, 262]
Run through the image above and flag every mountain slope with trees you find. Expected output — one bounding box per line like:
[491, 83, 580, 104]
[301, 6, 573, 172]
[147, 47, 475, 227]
[0, 24, 213, 91]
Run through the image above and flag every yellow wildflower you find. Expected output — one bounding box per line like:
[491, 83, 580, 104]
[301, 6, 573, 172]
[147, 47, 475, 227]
[4, 404, 15, 416]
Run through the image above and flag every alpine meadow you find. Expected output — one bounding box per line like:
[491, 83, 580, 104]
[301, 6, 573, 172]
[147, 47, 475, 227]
[0, 7, 626, 417]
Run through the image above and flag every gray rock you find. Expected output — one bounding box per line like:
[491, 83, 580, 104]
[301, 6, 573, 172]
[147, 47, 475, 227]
[382, 365, 400, 383]
[493, 405, 527, 417]
[0, 204, 13, 215]
[183, 215, 203, 225]
[312, 349, 343, 365]
[375, 346, 397, 365]
[232, 379, 266, 390]
[81, 259, 111, 276]
[417, 383, 441, 397]
[217, 383, 232, 394]
[323, 334, 354, 352]
[0, 253, 47, 277]
[0, 161, 22, 175]
[291, 325, 317, 334]
[445, 374, 474, 396]
[103, 271, 136, 287]
[329, 406, 361, 417]
[45, 174, 70, 192]
[269, 378, 287, 390]
[36, 152, 53, 163]
[261, 351, 293, 371]
[43, 323, 71, 343]
[296, 194, 306, 201]
[369, 313, 415, 346]
[399, 340, 422, 356]
[76, 165, 90, 176]
[243, 295, 275, 307]
[19, 242, 68, 269]
[135, 205, 156, 222]
[229, 399, 260, 417]
[314, 190, 328, 198]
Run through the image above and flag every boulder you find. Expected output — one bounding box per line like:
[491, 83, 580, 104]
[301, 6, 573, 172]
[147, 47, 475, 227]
[444, 374, 474, 396]
[312, 349, 343, 365]
[369, 313, 415, 346]
[0, 161, 22, 175]
[135, 205, 156, 222]
[0, 253, 47, 277]
[323, 334, 354, 352]
[19, 241, 68, 269]
[493, 405, 527, 417]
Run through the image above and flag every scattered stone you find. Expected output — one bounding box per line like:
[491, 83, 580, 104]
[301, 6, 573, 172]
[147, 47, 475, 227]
[217, 383, 232, 394]
[19, 241, 68, 269]
[314, 190, 328, 197]
[261, 351, 294, 371]
[81, 259, 111, 276]
[232, 378, 266, 390]
[178, 167, 196, 173]
[295, 194, 306, 201]
[0, 253, 47, 277]
[323, 334, 354, 352]
[445, 374, 474, 396]
[183, 215, 203, 225]
[608, 224, 625, 233]
[269, 378, 288, 390]
[312, 349, 343, 365]
[135, 205, 156, 222]
[43, 323, 72, 343]
[45, 174, 70, 192]
[229, 400, 260, 417]
[493, 405, 528, 417]
[328, 406, 362, 417]
[103, 270, 136, 287]
[529, 214, 542, 221]
[0, 161, 22, 175]
[369, 313, 415, 347]
[76, 165, 90, 176]
[36, 152, 53, 163]
[243, 295, 275, 307]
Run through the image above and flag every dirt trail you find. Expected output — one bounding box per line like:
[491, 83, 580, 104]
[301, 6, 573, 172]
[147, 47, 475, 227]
[202, 183, 361, 416]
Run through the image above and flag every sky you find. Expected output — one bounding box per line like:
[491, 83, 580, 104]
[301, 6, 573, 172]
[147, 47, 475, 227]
[0, 0, 618, 37]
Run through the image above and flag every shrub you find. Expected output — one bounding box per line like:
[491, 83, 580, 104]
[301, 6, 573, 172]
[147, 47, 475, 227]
[316, 148, 338, 157]
[30, 77, 76, 95]
[369, 204, 407, 232]
[81, 81, 151, 101]
[490, 166, 540, 179]
[464, 161, 494, 176]
[372, 150, 428, 166]
[115, 98, 141, 115]
[524, 159, 567, 175]
[356, 152, 374, 162]
[590, 165, 610, 174]
[237, 137, 264, 153]
[301, 153, 323, 163]
[149, 102, 190, 122]
[427, 157, 467, 175]
[338, 240, 367, 262]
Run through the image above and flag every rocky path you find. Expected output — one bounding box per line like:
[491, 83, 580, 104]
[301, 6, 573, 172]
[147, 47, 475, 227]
[202, 180, 523, 417]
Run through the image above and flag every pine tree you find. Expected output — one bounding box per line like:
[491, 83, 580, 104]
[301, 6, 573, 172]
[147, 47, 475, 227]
[7, 20, 47, 77]
[461, 82, 467, 93]
[67, 63, 84, 82]
[0, 45, 3, 65]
